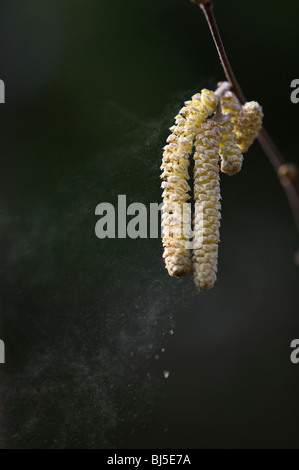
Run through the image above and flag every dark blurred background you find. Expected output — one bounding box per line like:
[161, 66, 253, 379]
[0, 0, 299, 449]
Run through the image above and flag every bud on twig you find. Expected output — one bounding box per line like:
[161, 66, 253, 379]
[278, 164, 299, 187]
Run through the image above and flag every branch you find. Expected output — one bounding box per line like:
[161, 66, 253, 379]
[192, 0, 299, 255]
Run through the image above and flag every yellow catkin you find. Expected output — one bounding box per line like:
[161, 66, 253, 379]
[161, 89, 217, 278]
[220, 91, 241, 125]
[235, 101, 264, 153]
[193, 120, 221, 290]
[218, 114, 243, 176]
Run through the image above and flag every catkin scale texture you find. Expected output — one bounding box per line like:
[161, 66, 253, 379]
[218, 114, 243, 176]
[221, 91, 241, 125]
[193, 120, 221, 290]
[161, 89, 217, 278]
[235, 101, 264, 153]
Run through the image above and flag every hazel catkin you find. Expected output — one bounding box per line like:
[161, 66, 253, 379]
[235, 101, 264, 153]
[161, 89, 217, 278]
[193, 120, 221, 290]
[218, 114, 243, 176]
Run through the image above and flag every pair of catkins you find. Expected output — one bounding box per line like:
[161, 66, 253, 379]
[161, 86, 263, 289]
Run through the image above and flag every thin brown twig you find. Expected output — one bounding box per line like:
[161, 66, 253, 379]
[191, 0, 299, 243]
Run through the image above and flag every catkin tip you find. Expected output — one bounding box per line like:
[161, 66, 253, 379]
[235, 101, 264, 153]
